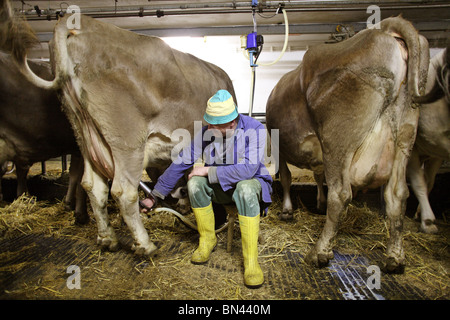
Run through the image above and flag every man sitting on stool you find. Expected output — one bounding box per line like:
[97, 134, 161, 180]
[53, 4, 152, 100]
[141, 89, 272, 288]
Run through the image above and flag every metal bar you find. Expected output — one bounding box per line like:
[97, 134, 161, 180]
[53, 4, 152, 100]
[35, 19, 450, 42]
[139, 181, 153, 196]
[19, 1, 450, 20]
[19, 0, 450, 13]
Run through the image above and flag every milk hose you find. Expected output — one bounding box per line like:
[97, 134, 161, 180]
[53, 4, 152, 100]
[139, 181, 229, 233]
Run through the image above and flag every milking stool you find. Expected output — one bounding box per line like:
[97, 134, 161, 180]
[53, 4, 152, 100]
[223, 204, 264, 253]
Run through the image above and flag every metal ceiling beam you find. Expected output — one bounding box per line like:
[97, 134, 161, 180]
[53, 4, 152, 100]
[18, 1, 450, 21]
[132, 20, 450, 37]
[35, 20, 450, 42]
[35, 23, 358, 41]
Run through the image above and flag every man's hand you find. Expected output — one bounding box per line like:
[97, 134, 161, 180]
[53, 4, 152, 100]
[140, 196, 156, 213]
[188, 166, 210, 180]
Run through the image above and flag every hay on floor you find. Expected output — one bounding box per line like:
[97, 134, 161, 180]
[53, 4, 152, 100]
[0, 190, 449, 299]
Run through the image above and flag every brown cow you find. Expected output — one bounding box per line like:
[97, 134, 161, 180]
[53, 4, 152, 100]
[267, 16, 429, 273]
[268, 48, 449, 235]
[0, 5, 235, 256]
[266, 63, 325, 220]
[407, 47, 449, 234]
[0, 51, 87, 224]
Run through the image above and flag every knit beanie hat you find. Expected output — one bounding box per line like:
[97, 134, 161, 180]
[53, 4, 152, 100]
[203, 89, 239, 125]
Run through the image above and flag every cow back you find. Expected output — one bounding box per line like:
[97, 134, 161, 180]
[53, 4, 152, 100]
[48, 15, 235, 179]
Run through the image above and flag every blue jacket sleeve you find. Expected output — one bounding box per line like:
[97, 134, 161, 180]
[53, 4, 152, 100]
[216, 123, 267, 191]
[153, 128, 205, 198]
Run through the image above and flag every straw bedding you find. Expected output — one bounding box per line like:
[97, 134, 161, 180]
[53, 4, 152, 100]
[0, 170, 448, 300]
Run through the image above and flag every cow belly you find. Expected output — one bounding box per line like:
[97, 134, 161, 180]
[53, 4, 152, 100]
[283, 134, 323, 173]
[350, 117, 395, 189]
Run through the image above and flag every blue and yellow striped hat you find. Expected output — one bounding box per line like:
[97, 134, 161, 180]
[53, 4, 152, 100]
[204, 89, 239, 125]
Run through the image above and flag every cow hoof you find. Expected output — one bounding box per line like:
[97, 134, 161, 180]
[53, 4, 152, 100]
[318, 252, 334, 267]
[278, 212, 294, 221]
[97, 236, 120, 252]
[305, 248, 333, 268]
[420, 219, 438, 234]
[63, 196, 76, 211]
[382, 256, 405, 274]
[132, 242, 158, 257]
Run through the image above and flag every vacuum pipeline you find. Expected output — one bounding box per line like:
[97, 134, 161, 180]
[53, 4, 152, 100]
[20, 1, 450, 20]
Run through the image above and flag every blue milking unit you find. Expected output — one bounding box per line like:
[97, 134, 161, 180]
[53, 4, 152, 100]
[243, 0, 264, 117]
[242, 1, 287, 117]
[245, 0, 264, 68]
[246, 32, 264, 67]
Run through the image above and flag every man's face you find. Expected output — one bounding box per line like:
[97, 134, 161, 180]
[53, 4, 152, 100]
[208, 119, 237, 137]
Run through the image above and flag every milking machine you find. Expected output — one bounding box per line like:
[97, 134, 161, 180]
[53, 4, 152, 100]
[139, 180, 229, 233]
[138, 180, 197, 230]
[241, 1, 289, 117]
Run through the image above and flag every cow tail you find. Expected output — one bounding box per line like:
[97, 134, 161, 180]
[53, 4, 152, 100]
[0, 0, 36, 62]
[0, 0, 58, 90]
[438, 47, 450, 103]
[380, 16, 429, 100]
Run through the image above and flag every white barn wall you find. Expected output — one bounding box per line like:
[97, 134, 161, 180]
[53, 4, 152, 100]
[162, 35, 305, 114]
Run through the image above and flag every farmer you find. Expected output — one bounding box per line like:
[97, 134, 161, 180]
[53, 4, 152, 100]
[141, 89, 272, 288]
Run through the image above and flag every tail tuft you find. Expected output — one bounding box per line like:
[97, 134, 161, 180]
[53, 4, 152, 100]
[0, 0, 39, 63]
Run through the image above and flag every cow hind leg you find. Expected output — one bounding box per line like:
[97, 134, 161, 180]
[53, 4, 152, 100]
[82, 160, 119, 251]
[278, 157, 294, 220]
[0, 141, 10, 201]
[110, 170, 157, 257]
[63, 159, 78, 211]
[0, 161, 8, 201]
[314, 172, 327, 214]
[65, 154, 89, 225]
[15, 164, 30, 197]
[383, 173, 408, 273]
[382, 139, 415, 273]
[420, 158, 442, 233]
[75, 181, 88, 225]
[305, 176, 352, 268]
[407, 151, 439, 234]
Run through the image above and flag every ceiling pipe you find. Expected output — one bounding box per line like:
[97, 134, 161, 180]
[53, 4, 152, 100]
[17, 1, 450, 21]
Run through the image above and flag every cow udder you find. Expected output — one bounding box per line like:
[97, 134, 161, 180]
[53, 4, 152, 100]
[349, 117, 395, 189]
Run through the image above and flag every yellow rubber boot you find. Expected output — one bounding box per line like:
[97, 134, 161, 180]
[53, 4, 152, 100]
[239, 214, 264, 288]
[191, 203, 217, 265]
